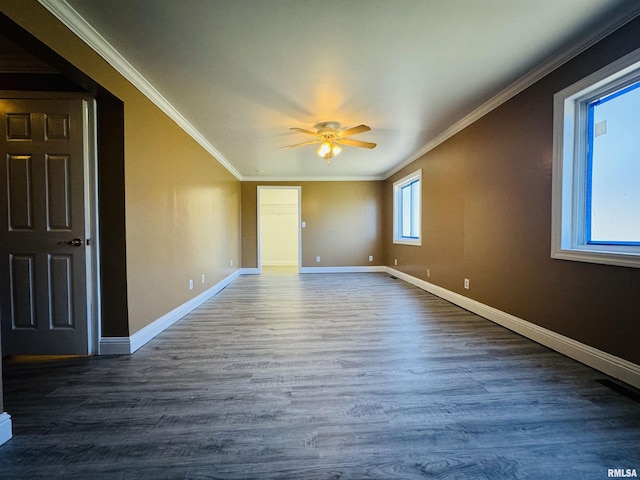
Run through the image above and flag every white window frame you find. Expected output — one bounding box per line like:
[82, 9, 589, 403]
[393, 169, 422, 246]
[551, 47, 640, 268]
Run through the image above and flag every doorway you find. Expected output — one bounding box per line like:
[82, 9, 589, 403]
[0, 19, 129, 359]
[0, 94, 100, 355]
[258, 186, 301, 273]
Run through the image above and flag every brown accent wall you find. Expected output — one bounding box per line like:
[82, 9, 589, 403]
[0, 1, 241, 336]
[385, 17, 640, 365]
[242, 181, 383, 268]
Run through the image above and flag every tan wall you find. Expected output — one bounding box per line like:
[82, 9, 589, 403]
[242, 181, 383, 268]
[123, 99, 240, 332]
[385, 17, 640, 365]
[1, 1, 241, 335]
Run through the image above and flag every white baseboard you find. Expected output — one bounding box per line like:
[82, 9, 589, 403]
[245, 265, 385, 274]
[262, 260, 298, 266]
[99, 270, 241, 355]
[299, 266, 386, 274]
[385, 267, 640, 390]
[0, 413, 12, 446]
[240, 268, 261, 275]
[98, 336, 131, 355]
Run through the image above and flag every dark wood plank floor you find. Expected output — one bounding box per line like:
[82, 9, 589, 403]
[1, 272, 639, 479]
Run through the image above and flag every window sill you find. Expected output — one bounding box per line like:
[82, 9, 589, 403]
[393, 239, 422, 247]
[551, 247, 640, 268]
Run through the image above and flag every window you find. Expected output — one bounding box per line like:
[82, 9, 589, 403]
[552, 47, 640, 268]
[587, 82, 640, 244]
[393, 169, 421, 245]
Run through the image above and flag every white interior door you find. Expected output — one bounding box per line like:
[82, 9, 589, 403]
[0, 98, 91, 355]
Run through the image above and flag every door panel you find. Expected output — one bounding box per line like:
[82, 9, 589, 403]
[9, 254, 36, 329]
[49, 254, 74, 329]
[46, 154, 72, 230]
[1, 98, 89, 355]
[7, 154, 33, 230]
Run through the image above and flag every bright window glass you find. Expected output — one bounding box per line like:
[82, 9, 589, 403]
[587, 81, 640, 244]
[393, 170, 421, 246]
[401, 179, 420, 239]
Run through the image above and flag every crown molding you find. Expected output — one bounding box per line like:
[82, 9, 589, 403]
[37, 0, 242, 180]
[384, 6, 640, 180]
[242, 174, 385, 182]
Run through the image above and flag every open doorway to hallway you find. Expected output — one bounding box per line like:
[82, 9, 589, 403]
[258, 186, 301, 273]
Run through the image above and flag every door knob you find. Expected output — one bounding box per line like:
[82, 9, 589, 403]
[57, 238, 83, 247]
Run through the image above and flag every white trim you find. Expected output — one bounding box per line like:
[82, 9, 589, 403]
[0, 413, 12, 446]
[385, 267, 640, 390]
[82, 98, 101, 355]
[38, 0, 242, 181]
[300, 266, 385, 274]
[240, 268, 261, 275]
[98, 336, 130, 355]
[262, 260, 299, 267]
[99, 270, 241, 354]
[242, 175, 386, 182]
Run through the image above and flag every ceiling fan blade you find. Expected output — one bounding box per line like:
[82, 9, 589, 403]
[290, 127, 320, 136]
[336, 124, 371, 137]
[334, 138, 377, 149]
[280, 139, 322, 150]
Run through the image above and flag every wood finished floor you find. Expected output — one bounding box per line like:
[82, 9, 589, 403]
[1, 272, 640, 479]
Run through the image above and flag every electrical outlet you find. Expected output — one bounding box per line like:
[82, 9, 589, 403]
[189, 279, 194, 290]
[464, 278, 470, 289]
[316, 256, 321, 263]
[427, 268, 430, 277]
[394, 259, 398, 266]
[368, 255, 373, 262]
[201, 274, 205, 284]
[230, 259, 234, 267]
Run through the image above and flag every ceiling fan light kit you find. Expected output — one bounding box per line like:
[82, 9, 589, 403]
[318, 140, 342, 162]
[280, 121, 377, 164]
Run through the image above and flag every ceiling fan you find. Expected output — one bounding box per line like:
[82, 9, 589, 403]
[280, 121, 376, 163]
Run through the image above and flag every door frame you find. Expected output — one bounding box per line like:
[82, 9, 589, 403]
[0, 91, 101, 355]
[257, 186, 302, 273]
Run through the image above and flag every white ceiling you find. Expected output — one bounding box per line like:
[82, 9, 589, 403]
[49, 0, 640, 180]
